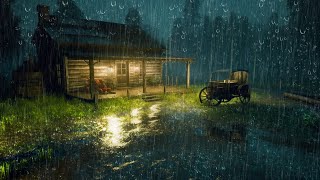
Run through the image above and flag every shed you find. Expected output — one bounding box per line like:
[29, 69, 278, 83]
[32, 5, 192, 100]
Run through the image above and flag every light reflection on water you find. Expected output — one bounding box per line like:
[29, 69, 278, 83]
[149, 104, 160, 119]
[102, 115, 126, 147]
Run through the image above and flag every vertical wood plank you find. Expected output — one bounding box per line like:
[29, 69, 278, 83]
[64, 56, 69, 93]
[142, 60, 146, 93]
[89, 59, 95, 99]
[186, 61, 190, 89]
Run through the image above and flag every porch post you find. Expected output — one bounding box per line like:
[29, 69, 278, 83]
[142, 60, 146, 93]
[89, 59, 95, 99]
[64, 56, 69, 93]
[186, 61, 190, 89]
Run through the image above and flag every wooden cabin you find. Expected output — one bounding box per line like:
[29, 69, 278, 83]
[32, 5, 192, 100]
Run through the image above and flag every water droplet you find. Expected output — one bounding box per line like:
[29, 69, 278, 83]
[283, 17, 289, 22]
[111, 1, 116, 7]
[308, 70, 312, 75]
[216, 29, 220, 34]
[62, 0, 68, 6]
[181, 35, 185, 39]
[275, 29, 279, 33]
[183, 48, 187, 52]
[259, 3, 264, 8]
[296, 8, 299, 12]
[300, 29, 306, 34]
[24, 7, 31, 12]
[294, 1, 299, 6]
[119, 4, 124, 9]
[18, 41, 22, 45]
[169, 6, 174, 11]
[223, 8, 229, 13]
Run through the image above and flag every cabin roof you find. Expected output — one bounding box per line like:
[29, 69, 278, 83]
[34, 17, 166, 57]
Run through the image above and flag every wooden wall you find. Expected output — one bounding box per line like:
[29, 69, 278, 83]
[145, 61, 162, 85]
[65, 59, 163, 93]
[12, 72, 44, 97]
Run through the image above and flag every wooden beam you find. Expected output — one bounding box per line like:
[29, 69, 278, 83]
[186, 61, 190, 89]
[64, 56, 69, 93]
[89, 59, 95, 99]
[142, 60, 146, 93]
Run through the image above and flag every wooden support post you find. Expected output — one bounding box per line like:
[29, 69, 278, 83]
[89, 59, 95, 100]
[64, 56, 69, 93]
[186, 61, 190, 89]
[142, 60, 146, 93]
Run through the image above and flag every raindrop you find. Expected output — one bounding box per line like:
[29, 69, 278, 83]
[169, 6, 174, 11]
[296, 8, 299, 12]
[183, 48, 187, 52]
[223, 8, 229, 13]
[294, 1, 299, 6]
[62, 0, 68, 6]
[28, 33, 33, 37]
[18, 41, 22, 45]
[182, 31, 186, 35]
[24, 7, 31, 13]
[259, 3, 264, 8]
[15, 27, 20, 31]
[138, 3, 142, 7]
[275, 29, 279, 33]
[176, 24, 181, 28]
[313, 69, 317, 73]
[216, 29, 220, 34]
[259, 40, 264, 45]
[283, 17, 289, 22]
[300, 29, 306, 34]
[221, 3, 227, 7]
[308, 70, 312, 75]
[181, 35, 185, 39]
[178, 8, 183, 12]
[111, 1, 116, 7]
[119, 4, 124, 9]
[190, 0, 194, 3]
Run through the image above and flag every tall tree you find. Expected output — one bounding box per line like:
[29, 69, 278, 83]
[0, 0, 22, 74]
[125, 8, 142, 28]
[55, 0, 84, 21]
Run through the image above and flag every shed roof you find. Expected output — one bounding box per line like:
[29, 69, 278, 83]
[35, 18, 166, 57]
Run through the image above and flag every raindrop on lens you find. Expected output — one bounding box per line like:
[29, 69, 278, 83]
[183, 48, 187, 52]
[111, 1, 116, 7]
[119, 4, 124, 9]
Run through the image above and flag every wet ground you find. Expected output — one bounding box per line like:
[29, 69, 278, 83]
[13, 101, 320, 179]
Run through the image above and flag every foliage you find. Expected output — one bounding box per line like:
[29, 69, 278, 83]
[0, 0, 22, 72]
[125, 8, 142, 28]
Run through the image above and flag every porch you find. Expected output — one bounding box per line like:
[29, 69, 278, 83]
[67, 85, 193, 101]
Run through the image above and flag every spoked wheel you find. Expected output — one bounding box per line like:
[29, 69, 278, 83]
[238, 85, 251, 104]
[199, 87, 209, 104]
[209, 98, 222, 106]
[199, 87, 221, 106]
[239, 95, 250, 104]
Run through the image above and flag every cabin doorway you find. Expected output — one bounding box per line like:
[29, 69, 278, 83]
[116, 62, 128, 87]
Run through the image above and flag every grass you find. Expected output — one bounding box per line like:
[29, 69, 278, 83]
[0, 95, 147, 178]
[162, 87, 320, 139]
[0, 87, 319, 178]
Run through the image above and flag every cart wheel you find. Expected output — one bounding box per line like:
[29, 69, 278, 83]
[239, 94, 250, 104]
[199, 87, 209, 104]
[209, 98, 222, 106]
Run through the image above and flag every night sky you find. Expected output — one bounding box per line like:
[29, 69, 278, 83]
[14, 0, 288, 43]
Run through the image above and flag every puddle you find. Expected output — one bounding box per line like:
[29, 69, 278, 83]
[9, 103, 320, 179]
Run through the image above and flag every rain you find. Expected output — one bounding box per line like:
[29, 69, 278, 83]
[0, 0, 320, 179]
